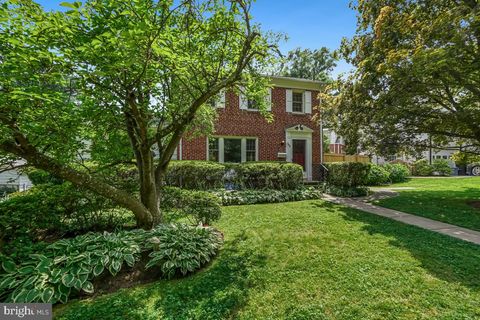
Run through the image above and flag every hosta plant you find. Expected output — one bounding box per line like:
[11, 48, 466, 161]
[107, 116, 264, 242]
[213, 188, 323, 206]
[0, 225, 222, 304]
[145, 225, 223, 278]
[0, 230, 145, 303]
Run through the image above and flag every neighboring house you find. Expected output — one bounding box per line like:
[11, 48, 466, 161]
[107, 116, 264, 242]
[0, 163, 32, 194]
[324, 129, 345, 154]
[175, 76, 323, 181]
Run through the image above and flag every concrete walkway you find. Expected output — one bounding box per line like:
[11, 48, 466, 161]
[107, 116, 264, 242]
[323, 194, 480, 245]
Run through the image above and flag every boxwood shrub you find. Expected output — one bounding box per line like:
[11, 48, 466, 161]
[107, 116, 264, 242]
[325, 162, 371, 188]
[412, 159, 433, 176]
[366, 164, 390, 186]
[230, 162, 304, 190]
[432, 159, 452, 176]
[165, 160, 225, 190]
[384, 163, 410, 182]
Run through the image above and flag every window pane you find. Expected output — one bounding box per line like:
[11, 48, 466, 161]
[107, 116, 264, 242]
[208, 138, 219, 162]
[246, 139, 256, 162]
[224, 139, 242, 163]
[247, 99, 258, 110]
[292, 92, 303, 112]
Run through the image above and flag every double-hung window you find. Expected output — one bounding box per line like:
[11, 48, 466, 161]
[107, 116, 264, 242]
[208, 138, 219, 162]
[246, 139, 256, 161]
[292, 92, 304, 113]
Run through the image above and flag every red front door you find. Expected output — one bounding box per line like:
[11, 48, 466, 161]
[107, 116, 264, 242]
[292, 139, 306, 170]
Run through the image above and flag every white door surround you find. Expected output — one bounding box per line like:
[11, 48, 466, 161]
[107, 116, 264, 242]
[285, 125, 313, 181]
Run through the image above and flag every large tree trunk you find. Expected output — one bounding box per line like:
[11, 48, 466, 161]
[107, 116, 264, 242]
[136, 148, 162, 229]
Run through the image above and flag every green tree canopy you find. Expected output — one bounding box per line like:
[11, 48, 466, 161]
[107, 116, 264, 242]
[280, 47, 336, 82]
[0, 0, 279, 228]
[321, 0, 480, 156]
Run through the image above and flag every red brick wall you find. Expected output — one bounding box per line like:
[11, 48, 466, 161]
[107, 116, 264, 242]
[181, 87, 321, 164]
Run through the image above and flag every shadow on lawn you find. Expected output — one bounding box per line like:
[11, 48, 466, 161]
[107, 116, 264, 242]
[375, 187, 480, 228]
[314, 201, 480, 291]
[56, 232, 266, 320]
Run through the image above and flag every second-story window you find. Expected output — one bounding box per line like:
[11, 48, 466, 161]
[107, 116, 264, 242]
[292, 92, 304, 112]
[247, 99, 259, 110]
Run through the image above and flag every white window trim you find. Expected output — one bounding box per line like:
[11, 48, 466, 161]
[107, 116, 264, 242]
[292, 90, 305, 113]
[207, 136, 258, 163]
[287, 89, 312, 114]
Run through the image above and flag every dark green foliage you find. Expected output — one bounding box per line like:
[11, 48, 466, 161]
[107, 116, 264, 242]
[145, 224, 223, 278]
[384, 163, 410, 183]
[165, 161, 225, 190]
[231, 162, 304, 190]
[324, 185, 369, 197]
[281, 47, 336, 82]
[164, 161, 304, 190]
[25, 168, 63, 186]
[325, 162, 371, 197]
[366, 164, 390, 186]
[412, 159, 434, 176]
[325, 162, 371, 188]
[366, 163, 410, 185]
[161, 187, 222, 225]
[432, 159, 452, 176]
[213, 188, 322, 206]
[0, 183, 131, 257]
[0, 224, 222, 304]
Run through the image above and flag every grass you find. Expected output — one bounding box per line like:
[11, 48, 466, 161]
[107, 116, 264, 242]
[373, 177, 480, 231]
[55, 200, 480, 319]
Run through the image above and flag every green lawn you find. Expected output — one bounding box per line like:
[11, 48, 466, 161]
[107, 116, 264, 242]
[374, 177, 480, 231]
[55, 200, 480, 320]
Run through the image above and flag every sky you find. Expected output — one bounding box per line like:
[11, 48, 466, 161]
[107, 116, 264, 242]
[35, 0, 357, 76]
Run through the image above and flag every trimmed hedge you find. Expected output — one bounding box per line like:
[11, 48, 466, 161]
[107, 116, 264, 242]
[165, 161, 304, 190]
[229, 162, 304, 190]
[325, 162, 371, 188]
[165, 161, 225, 190]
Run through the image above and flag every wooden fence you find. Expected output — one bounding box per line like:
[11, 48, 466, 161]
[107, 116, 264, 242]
[323, 153, 370, 163]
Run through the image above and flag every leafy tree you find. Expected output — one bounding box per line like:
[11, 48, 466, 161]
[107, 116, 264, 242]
[0, 0, 278, 228]
[320, 0, 480, 156]
[280, 47, 336, 82]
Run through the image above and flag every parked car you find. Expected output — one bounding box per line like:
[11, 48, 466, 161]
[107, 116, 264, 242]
[467, 163, 480, 176]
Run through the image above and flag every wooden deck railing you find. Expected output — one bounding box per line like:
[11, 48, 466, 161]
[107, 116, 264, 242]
[323, 153, 370, 163]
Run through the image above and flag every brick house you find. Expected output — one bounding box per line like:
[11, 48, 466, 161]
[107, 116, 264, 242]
[174, 76, 324, 181]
